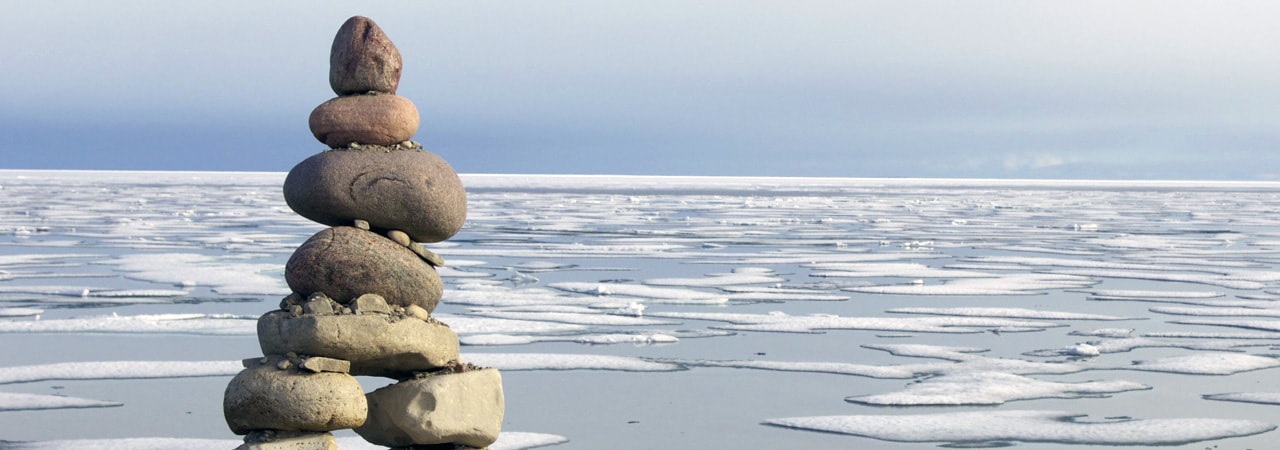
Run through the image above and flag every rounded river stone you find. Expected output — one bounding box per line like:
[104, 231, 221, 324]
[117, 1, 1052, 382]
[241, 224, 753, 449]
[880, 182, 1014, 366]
[309, 94, 419, 148]
[330, 16, 402, 95]
[285, 226, 443, 312]
[283, 149, 466, 243]
[223, 357, 367, 435]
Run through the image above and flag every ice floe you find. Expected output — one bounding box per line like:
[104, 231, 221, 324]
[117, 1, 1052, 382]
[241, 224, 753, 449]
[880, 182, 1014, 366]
[0, 313, 256, 335]
[463, 353, 683, 372]
[460, 332, 679, 346]
[764, 410, 1275, 446]
[101, 253, 288, 295]
[548, 282, 729, 304]
[0, 392, 122, 411]
[885, 307, 1139, 321]
[844, 371, 1148, 406]
[646, 311, 1065, 334]
[1126, 353, 1280, 375]
[1204, 392, 1280, 405]
[0, 360, 242, 384]
[845, 273, 1096, 295]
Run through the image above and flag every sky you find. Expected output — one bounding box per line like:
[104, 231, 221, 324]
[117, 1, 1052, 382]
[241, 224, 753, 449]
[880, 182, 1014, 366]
[2, 1, 1279, 180]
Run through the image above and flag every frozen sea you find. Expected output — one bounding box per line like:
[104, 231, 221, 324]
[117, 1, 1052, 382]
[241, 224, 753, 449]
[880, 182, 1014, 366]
[3, 170, 1280, 449]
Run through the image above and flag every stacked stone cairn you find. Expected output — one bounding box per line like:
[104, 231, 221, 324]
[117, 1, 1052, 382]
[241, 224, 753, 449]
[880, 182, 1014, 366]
[223, 16, 505, 450]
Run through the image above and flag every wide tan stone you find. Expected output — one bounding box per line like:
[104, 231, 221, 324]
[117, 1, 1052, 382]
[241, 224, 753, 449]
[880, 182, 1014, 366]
[223, 356, 367, 435]
[258, 310, 460, 378]
[355, 368, 505, 448]
[309, 94, 419, 148]
[330, 16, 402, 95]
[285, 226, 443, 311]
[283, 149, 466, 243]
[237, 430, 339, 450]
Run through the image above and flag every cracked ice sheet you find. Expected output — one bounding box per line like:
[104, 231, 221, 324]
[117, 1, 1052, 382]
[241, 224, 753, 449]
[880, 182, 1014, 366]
[645, 311, 1064, 334]
[763, 410, 1275, 446]
[0, 433, 568, 450]
[460, 332, 681, 346]
[808, 262, 996, 279]
[459, 309, 680, 326]
[845, 273, 1096, 295]
[844, 372, 1150, 406]
[1151, 306, 1280, 317]
[435, 314, 590, 335]
[0, 393, 121, 411]
[0, 313, 256, 335]
[99, 253, 288, 295]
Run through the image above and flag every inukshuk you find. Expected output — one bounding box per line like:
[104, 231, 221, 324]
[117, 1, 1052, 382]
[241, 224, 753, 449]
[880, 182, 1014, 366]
[223, 16, 505, 450]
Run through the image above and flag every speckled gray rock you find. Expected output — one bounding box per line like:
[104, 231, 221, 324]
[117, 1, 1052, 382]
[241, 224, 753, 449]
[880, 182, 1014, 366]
[257, 310, 460, 378]
[309, 94, 419, 148]
[283, 149, 466, 243]
[285, 226, 442, 311]
[330, 16, 402, 96]
[237, 430, 339, 450]
[355, 368, 505, 448]
[223, 356, 367, 435]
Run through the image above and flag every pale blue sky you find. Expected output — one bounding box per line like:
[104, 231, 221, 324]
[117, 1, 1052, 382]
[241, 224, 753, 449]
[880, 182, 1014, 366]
[3, 1, 1279, 179]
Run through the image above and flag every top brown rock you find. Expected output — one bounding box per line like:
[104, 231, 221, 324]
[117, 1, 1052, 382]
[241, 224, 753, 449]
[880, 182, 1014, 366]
[330, 16, 402, 96]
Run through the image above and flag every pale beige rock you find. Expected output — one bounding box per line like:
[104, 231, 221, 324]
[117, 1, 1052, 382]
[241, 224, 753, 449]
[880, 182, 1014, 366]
[355, 368, 505, 448]
[237, 430, 339, 450]
[351, 293, 393, 315]
[223, 356, 367, 435]
[412, 244, 446, 267]
[283, 149, 467, 244]
[258, 310, 460, 378]
[387, 229, 412, 247]
[299, 356, 351, 374]
[309, 94, 419, 148]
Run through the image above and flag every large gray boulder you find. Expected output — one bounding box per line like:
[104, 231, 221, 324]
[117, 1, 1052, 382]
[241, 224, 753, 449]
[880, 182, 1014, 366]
[223, 356, 367, 435]
[309, 94, 419, 148]
[355, 368, 505, 448]
[258, 310, 461, 378]
[330, 16, 402, 96]
[285, 226, 443, 312]
[283, 149, 466, 244]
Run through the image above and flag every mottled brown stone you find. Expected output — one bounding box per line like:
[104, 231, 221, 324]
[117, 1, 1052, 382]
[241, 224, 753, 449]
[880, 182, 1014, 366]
[330, 16, 403, 96]
[283, 149, 466, 243]
[285, 226, 443, 311]
[309, 94, 419, 148]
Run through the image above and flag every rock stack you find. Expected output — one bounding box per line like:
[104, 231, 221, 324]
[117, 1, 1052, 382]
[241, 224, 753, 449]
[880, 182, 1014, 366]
[223, 16, 504, 450]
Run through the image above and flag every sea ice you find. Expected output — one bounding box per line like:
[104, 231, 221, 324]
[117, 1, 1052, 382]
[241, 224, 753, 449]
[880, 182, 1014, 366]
[1204, 392, 1280, 405]
[0, 392, 122, 411]
[0, 360, 242, 384]
[844, 371, 1148, 406]
[885, 307, 1138, 321]
[646, 311, 1064, 334]
[1126, 352, 1280, 375]
[763, 410, 1276, 446]
[463, 353, 683, 372]
[0, 313, 256, 335]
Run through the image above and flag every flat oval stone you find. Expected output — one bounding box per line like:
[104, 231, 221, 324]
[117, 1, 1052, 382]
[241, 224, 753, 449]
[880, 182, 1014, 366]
[258, 310, 461, 378]
[285, 226, 443, 311]
[223, 356, 367, 435]
[330, 16, 402, 95]
[283, 149, 466, 243]
[309, 94, 419, 148]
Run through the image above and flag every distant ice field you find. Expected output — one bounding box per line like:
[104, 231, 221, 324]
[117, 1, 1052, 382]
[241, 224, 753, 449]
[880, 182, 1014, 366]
[3, 170, 1280, 449]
